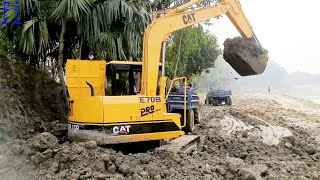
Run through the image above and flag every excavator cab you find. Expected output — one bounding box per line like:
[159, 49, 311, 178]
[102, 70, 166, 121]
[65, 0, 269, 154]
[105, 61, 162, 96]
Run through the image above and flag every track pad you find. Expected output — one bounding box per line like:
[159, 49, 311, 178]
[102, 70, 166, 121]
[223, 37, 269, 76]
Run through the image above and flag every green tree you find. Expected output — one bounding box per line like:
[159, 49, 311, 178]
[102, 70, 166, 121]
[165, 26, 221, 79]
[1, 0, 153, 99]
[1, 0, 153, 66]
[51, 0, 94, 98]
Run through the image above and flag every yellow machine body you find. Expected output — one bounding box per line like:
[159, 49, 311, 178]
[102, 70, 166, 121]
[66, 0, 268, 145]
[66, 60, 184, 144]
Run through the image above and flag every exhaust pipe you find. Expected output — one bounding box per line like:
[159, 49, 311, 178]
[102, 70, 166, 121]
[86, 81, 95, 96]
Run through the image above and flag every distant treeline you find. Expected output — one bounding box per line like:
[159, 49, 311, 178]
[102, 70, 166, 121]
[196, 56, 320, 93]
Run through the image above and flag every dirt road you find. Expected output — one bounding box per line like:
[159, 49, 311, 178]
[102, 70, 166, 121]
[1, 91, 320, 179]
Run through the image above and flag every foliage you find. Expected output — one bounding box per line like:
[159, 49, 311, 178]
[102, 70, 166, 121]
[165, 25, 221, 79]
[151, 0, 218, 11]
[0, 0, 222, 83]
[0, 0, 153, 69]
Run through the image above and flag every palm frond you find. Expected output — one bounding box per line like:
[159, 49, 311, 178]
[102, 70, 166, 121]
[51, 0, 93, 21]
[21, 18, 38, 54]
[38, 20, 50, 56]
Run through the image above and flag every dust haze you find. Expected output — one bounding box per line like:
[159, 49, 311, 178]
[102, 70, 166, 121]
[197, 56, 320, 104]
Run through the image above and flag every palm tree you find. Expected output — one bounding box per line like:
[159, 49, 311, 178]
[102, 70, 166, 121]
[78, 0, 152, 61]
[50, 0, 94, 98]
[2, 0, 154, 98]
[2, 0, 58, 66]
[3, 0, 154, 61]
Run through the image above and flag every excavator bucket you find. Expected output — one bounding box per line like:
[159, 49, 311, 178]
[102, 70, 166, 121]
[223, 36, 269, 76]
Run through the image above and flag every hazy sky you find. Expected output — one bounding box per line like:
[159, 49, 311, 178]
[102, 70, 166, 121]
[206, 0, 320, 74]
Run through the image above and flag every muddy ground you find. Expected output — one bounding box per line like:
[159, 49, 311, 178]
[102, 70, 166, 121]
[0, 57, 67, 140]
[1, 58, 320, 179]
[1, 92, 320, 179]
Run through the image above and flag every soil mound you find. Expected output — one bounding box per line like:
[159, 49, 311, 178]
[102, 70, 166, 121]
[0, 57, 67, 140]
[1, 57, 320, 179]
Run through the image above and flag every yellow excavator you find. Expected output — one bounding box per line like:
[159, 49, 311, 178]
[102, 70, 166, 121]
[66, 0, 268, 153]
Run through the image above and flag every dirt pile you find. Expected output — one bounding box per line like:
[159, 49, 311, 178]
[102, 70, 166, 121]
[223, 36, 268, 76]
[1, 58, 320, 180]
[10, 95, 318, 180]
[0, 141, 36, 179]
[0, 57, 68, 140]
[198, 103, 320, 179]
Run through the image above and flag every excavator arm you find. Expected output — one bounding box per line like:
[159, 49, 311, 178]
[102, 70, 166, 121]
[141, 0, 267, 96]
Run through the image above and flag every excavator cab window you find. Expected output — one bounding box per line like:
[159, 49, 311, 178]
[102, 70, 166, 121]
[105, 62, 161, 96]
[114, 70, 130, 95]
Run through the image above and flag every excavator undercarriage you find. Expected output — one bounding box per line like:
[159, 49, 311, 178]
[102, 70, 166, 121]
[157, 135, 201, 156]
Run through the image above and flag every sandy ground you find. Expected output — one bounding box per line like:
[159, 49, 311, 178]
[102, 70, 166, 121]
[233, 91, 320, 143]
[0, 91, 320, 179]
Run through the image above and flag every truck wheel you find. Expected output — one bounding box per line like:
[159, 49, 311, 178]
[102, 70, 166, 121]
[185, 110, 195, 133]
[194, 108, 200, 124]
[226, 96, 232, 105]
[212, 98, 219, 106]
[208, 98, 212, 105]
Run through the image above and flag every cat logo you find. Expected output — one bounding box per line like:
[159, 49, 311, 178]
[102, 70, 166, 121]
[182, 13, 196, 25]
[113, 125, 131, 135]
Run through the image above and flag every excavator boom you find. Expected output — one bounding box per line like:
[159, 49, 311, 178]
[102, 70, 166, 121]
[141, 0, 268, 96]
[66, 0, 268, 154]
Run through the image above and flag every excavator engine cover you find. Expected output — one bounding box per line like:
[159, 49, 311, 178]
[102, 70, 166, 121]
[223, 36, 269, 76]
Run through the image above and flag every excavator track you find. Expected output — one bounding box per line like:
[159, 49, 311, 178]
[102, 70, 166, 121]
[157, 135, 201, 156]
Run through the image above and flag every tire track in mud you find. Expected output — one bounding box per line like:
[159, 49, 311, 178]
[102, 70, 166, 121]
[254, 125, 292, 145]
[220, 116, 253, 136]
[200, 105, 293, 146]
[196, 104, 320, 179]
[221, 114, 292, 145]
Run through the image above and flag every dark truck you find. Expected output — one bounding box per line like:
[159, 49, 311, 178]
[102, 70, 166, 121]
[167, 85, 200, 132]
[205, 89, 232, 106]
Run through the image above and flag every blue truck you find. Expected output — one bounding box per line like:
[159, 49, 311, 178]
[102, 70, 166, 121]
[205, 89, 232, 106]
[166, 85, 200, 133]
